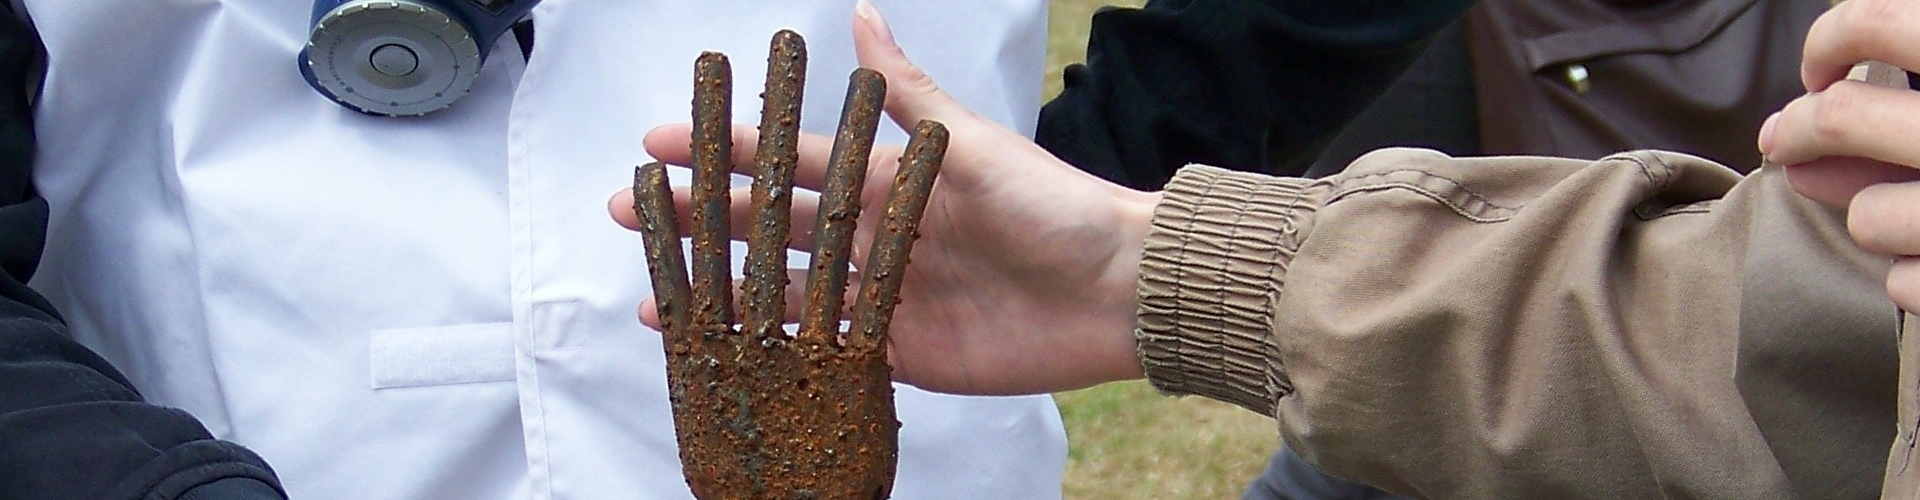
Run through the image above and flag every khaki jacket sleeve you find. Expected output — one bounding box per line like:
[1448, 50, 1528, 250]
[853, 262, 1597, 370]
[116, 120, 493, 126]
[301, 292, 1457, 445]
[1135, 149, 1897, 499]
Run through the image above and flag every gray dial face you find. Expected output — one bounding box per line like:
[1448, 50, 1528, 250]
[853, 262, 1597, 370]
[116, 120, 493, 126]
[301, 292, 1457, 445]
[307, 0, 482, 116]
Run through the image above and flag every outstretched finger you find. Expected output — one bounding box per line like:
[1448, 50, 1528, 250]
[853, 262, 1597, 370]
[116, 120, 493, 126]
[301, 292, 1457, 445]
[644, 123, 847, 190]
[851, 1, 1070, 194]
[741, 30, 808, 341]
[642, 69, 895, 195]
[609, 186, 826, 251]
[637, 268, 863, 333]
[847, 121, 946, 349]
[852, 2, 982, 139]
[632, 163, 693, 336]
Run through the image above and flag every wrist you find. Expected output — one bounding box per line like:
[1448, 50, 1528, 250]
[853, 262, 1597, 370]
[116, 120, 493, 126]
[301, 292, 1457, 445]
[1085, 185, 1158, 384]
[1134, 165, 1311, 412]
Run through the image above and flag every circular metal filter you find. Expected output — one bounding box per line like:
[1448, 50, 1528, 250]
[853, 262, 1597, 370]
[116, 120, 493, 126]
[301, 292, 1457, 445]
[305, 0, 481, 116]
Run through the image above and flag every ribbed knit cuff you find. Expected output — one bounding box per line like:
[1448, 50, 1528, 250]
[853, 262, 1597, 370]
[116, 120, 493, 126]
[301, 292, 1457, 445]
[1135, 165, 1315, 414]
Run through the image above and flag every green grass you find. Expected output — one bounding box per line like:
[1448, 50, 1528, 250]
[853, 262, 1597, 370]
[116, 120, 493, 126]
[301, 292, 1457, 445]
[1043, 0, 1122, 99]
[1055, 382, 1279, 499]
[1043, 2, 1282, 498]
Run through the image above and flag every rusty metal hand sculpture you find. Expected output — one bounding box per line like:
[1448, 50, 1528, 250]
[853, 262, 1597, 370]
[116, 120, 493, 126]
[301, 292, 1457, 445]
[631, 30, 947, 500]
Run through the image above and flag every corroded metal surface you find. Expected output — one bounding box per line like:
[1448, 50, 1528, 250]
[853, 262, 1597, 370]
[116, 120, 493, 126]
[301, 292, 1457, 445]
[634, 162, 692, 335]
[850, 121, 946, 348]
[633, 32, 946, 500]
[743, 30, 806, 342]
[690, 51, 736, 330]
[800, 68, 886, 345]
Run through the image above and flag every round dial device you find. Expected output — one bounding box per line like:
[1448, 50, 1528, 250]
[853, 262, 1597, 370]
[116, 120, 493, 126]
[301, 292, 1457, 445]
[304, 0, 482, 116]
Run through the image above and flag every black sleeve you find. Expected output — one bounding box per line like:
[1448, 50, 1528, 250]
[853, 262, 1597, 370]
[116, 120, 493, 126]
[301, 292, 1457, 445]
[1036, 0, 1477, 190]
[0, 7, 286, 500]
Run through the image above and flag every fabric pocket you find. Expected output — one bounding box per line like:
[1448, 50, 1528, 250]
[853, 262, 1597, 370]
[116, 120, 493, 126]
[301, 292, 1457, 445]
[369, 322, 515, 389]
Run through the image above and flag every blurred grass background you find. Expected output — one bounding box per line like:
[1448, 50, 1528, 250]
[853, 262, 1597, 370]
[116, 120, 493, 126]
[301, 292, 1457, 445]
[1042, 1, 1281, 499]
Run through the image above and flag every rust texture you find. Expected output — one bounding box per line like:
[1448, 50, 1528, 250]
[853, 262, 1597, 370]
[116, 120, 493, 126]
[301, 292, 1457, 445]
[800, 68, 886, 345]
[633, 162, 693, 334]
[690, 51, 736, 330]
[647, 32, 940, 500]
[849, 121, 947, 347]
[742, 30, 807, 342]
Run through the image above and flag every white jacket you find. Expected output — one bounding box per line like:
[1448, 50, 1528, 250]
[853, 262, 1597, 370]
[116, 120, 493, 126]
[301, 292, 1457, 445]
[23, 0, 1065, 498]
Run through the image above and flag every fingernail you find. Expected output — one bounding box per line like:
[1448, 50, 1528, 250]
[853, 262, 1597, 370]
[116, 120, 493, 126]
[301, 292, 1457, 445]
[1758, 111, 1780, 157]
[854, 0, 896, 46]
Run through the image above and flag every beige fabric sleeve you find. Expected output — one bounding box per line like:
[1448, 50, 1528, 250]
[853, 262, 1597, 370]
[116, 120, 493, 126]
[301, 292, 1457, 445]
[1135, 149, 1894, 498]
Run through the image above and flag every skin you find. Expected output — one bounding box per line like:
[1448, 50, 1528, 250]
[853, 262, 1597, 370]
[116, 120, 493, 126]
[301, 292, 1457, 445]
[612, 0, 1920, 398]
[608, 1, 1155, 396]
[1762, 0, 1920, 311]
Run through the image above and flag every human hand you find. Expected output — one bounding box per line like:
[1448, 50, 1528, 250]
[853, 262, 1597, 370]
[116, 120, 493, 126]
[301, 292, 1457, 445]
[609, 3, 1156, 395]
[1762, 0, 1920, 309]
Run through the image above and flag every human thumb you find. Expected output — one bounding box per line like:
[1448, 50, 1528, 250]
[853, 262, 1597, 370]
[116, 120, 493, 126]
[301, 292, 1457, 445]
[852, 0, 981, 133]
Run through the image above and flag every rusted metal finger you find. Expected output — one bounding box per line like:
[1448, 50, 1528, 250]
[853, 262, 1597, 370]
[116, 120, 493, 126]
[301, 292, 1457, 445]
[799, 68, 886, 345]
[849, 120, 948, 348]
[742, 30, 806, 341]
[666, 33, 907, 500]
[633, 162, 694, 336]
[690, 52, 736, 331]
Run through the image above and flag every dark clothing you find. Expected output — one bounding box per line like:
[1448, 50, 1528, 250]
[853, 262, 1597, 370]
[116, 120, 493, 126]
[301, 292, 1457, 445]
[1031, 2, 1475, 497]
[1251, 21, 1476, 500]
[1036, 0, 1477, 190]
[1035, 0, 1833, 498]
[1242, 443, 1406, 500]
[1230, 0, 1827, 498]
[1304, 20, 1479, 179]
[1314, 0, 1821, 179]
[0, 0, 1506, 497]
[1466, 0, 1820, 169]
[0, 6, 285, 500]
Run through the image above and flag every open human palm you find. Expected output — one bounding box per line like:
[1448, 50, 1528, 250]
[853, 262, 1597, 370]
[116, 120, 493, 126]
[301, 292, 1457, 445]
[610, 5, 1154, 396]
